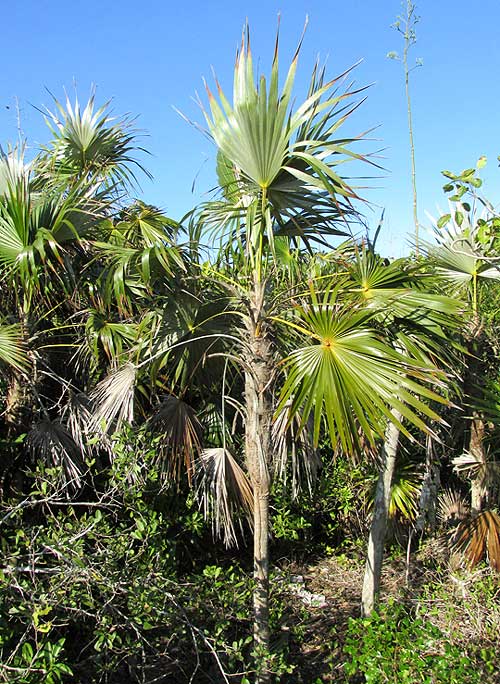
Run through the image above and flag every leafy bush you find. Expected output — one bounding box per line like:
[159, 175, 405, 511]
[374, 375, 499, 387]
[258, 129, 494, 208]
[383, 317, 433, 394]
[344, 600, 481, 684]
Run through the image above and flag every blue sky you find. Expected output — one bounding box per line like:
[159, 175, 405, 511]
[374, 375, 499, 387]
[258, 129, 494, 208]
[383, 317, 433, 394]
[2, 0, 500, 257]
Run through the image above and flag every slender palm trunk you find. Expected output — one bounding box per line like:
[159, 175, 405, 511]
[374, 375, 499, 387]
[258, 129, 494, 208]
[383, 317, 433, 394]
[361, 413, 401, 616]
[465, 321, 488, 514]
[470, 414, 488, 513]
[244, 278, 274, 683]
[416, 434, 440, 532]
[5, 372, 26, 429]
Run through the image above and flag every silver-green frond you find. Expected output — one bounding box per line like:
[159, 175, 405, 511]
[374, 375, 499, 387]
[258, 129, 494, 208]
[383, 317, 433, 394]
[42, 92, 150, 190]
[199, 24, 373, 261]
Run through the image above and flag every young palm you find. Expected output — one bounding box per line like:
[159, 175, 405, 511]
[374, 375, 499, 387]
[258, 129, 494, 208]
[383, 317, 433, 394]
[339, 247, 460, 615]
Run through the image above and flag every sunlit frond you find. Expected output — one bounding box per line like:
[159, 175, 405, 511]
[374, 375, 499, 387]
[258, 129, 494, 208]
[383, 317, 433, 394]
[0, 147, 28, 195]
[199, 24, 372, 258]
[438, 488, 470, 526]
[90, 363, 137, 432]
[451, 510, 500, 571]
[452, 451, 500, 491]
[42, 92, 150, 189]
[277, 288, 447, 452]
[0, 323, 28, 372]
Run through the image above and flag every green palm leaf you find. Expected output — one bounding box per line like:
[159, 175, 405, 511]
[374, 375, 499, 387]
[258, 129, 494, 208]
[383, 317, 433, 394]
[277, 291, 447, 452]
[42, 92, 150, 189]
[199, 24, 372, 260]
[0, 323, 28, 371]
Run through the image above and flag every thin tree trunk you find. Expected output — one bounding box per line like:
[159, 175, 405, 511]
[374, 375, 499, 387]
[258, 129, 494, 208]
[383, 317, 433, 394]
[465, 322, 488, 514]
[416, 434, 440, 533]
[244, 279, 274, 684]
[361, 413, 401, 617]
[470, 413, 488, 513]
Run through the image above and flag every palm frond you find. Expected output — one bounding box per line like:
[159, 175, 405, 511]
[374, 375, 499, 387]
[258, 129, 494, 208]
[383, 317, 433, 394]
[195, 447, 253, 548]
[62, 390, 111, 457]
[388, 461, 422, 520]
[27, 418, 84, 489]
[277, 286, 448, 452]
[90, 363, 137, 433]
[42, 92, 150, 189]
[0, 323, 28, 372]
[438, 488, 470, 526]
[0, 147, 28, 195]
[148, 395, 202, 483]
[451, 509, 500, 571]
[272, 401, 320, 498]
[199, 24, 372, 257]
[453, 451, 500, 491]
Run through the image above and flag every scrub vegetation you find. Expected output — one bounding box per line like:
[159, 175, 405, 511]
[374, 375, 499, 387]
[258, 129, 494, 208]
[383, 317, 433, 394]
[1, 12, 499, 684]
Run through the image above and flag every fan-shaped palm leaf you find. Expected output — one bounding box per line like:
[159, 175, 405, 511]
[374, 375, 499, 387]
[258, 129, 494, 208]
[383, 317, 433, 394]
[0, 323, 28, 372]
[148, 395, 202, 483]
[90, 363, 136, 433]
[199, 25, 373, 259]
[451, 509, 500, 571]
[272, 401, 320, 497]
[277, 286, 447, 451]
[438, 488, 470, 526]
[0, 147, 28, 196]
[42, 92, 150, 189]
[196, 447, 253, 547]
[27, 418, 84, 488]
[387, 461, 422, 520]
[452, 451, 500, 492]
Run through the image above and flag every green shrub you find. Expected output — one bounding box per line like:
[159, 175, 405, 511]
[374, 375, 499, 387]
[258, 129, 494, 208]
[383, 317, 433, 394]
[344, 600, 481, 684]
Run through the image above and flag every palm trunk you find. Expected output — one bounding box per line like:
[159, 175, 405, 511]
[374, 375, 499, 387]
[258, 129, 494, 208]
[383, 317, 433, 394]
[470, 413, 487, 513]
[465, 322, 488, 514]
[416, 434, 440, 533]
[244, 279, 274, 684]
[361, 413, 401, 617]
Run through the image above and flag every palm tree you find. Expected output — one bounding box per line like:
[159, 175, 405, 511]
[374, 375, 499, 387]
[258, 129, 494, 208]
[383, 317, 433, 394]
[0, 94, 156, 485]
[346, 247, 460, 615]
[426, 167, 500, 513]
[194, 28, 457, 681]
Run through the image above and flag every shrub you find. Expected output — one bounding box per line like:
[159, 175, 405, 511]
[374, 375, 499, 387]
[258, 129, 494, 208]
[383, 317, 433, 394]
[344, 600, 481, 684]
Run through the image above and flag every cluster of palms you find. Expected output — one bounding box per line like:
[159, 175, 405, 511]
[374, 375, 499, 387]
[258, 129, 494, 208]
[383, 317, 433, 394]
[1, 29, 499, 684]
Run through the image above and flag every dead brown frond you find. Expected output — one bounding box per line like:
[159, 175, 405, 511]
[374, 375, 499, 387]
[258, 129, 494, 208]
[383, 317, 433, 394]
[438, 488, 470, 526]
[149, 395, 202, 484]
[27, 419, 84, 489]
[451, 510, 500, 572]
[272, 402, 321, 498]
[196, 447, 253, 548]
[90, 363, 136, 432]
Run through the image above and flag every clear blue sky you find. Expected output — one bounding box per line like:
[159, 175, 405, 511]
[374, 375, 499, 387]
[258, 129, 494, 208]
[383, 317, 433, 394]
[2, 0, 500, 257]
